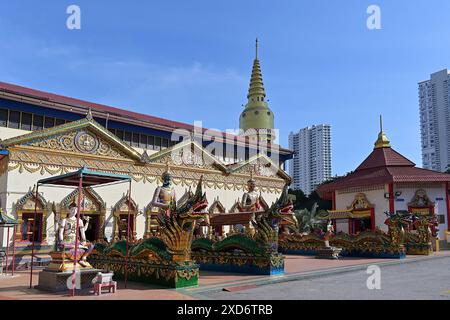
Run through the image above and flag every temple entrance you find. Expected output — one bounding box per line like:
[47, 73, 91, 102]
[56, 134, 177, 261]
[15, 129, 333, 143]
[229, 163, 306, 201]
[113, 193, 137, 241]
[14, 187, 50, 243]
[81, 214, 100, 242]
[21, 212, 43, 242]
[350, 218, 372, 234]
[58, 187, 106, 242]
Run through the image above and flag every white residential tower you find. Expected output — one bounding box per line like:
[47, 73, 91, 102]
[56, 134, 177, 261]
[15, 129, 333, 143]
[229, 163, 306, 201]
[288, 124, 332, 195]
[419, 69, 450, 172]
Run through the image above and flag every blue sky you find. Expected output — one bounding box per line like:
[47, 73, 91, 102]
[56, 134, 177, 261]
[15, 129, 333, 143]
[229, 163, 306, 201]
[0, 1, 449, 175]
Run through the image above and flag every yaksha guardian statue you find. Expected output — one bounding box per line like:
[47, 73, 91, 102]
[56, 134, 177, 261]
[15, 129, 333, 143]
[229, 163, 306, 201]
[58, 203, 94, 268]
[151, 165, 177, 216]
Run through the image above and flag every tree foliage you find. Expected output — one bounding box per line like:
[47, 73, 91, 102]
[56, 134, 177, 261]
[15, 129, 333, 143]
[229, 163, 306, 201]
[294, 203, 327, 234]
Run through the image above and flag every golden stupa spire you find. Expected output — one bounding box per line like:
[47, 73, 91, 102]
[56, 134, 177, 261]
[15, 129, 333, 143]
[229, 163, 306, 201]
[374, 115, 391, 149]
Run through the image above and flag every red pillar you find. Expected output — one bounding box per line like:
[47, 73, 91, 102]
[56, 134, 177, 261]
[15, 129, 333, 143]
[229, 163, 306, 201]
[5, 227, 9, 275]
[331, 191, 337, 231]
[124, 180, 132, 289]
[388, 183, 395, 213]
[71, 176, 83, 297]
[446, 182, 450, 232]
[332, 191, 336, 210]
[11, 225, 16, 276]
[29, 185, 39, 289]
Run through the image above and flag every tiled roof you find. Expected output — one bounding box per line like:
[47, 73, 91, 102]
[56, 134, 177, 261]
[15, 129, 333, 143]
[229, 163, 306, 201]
[0, 81, 292, 154]
[317, 146, 450, 199]
[356, 147, 415, 170]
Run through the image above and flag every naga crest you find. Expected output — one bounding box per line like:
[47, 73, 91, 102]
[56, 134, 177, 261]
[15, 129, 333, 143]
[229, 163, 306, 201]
[266, 184, 296, 227]
[252, 184, 297, 251]
[156, 175, 208, 263]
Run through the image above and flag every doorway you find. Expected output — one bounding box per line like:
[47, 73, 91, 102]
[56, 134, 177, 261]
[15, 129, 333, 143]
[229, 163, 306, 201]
[21, 212, 43, 242]
[81, 214, 100, 242]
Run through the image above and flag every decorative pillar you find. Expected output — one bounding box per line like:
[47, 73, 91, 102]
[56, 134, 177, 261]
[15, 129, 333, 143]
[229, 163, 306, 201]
[388, 183, 395, 213]
[446, 182, 450, 232]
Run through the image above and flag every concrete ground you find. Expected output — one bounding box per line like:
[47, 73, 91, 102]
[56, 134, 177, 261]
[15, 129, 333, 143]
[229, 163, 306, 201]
[205, 254, 450, 300]
[0, 252, 449, 300]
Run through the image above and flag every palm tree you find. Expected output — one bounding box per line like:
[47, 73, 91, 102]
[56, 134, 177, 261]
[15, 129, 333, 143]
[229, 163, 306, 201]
[294, 203, 327, 234]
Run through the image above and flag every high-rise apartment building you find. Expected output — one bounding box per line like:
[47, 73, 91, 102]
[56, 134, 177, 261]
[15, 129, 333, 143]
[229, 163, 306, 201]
[288, 124, 332, 195]
[419, 69, 450, 172]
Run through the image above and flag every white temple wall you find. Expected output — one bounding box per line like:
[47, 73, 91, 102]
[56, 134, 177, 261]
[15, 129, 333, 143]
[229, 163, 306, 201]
[2, 167, 282, 244]
[335, 186, 389, 232]
[393, 183, 448, 238]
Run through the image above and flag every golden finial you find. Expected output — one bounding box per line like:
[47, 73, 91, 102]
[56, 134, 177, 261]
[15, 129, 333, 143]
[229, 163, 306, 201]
[86, 108, 93, 121]
[164, 160, 171, 174]
[248, 165, 256, 183]
[374, 115, 391, 149]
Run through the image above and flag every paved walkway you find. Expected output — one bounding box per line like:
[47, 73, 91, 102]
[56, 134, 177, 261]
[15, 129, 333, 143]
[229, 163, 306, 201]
[0, 252, 448, 300]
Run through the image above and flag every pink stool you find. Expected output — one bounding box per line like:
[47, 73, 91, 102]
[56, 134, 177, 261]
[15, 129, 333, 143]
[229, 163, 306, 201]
[93, 272, 117, 295]
[94, 281, 117, 295]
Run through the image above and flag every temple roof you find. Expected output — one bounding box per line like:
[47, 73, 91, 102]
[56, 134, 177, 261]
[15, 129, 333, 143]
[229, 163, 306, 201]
[356, 147, 416, 170]
[317, 119, 450, 199]
[0, 210, 18, 226]
[0, 80, 291, 155]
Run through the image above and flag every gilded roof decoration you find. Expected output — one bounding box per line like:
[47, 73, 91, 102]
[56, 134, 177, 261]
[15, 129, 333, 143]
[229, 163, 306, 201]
[60, 187, 106, 210]
[2, 115, 290, 194]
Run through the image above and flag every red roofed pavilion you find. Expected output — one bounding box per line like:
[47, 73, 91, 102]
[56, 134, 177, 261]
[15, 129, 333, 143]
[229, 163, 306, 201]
[317, 117, 450, 241]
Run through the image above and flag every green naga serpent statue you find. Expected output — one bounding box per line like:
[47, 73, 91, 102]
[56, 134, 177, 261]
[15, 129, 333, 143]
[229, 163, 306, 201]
[156, 175, 208, 263]
[89, 174, 209, 288]
[251, 184, 298, 253]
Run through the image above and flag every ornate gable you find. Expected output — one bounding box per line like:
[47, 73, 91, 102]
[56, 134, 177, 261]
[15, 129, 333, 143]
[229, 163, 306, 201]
[2, 117, 142, 162]
[178, 188, 194, 207]
[209, 198, 226, 214]
[147, 138, 228, 172]
[229, 200, 244, 213]
[112, 192, 138, 213]
[227, 154, 291, 182]
[408, 189, 434, 208]
[347, 193, 374, 211]
[60, 187, 106, 211]
[14, 185, 48, 211]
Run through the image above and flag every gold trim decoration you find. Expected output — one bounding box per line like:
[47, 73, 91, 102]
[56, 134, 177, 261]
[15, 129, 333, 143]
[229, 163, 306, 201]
[13, 186, 52, 243]
[54, 187, 107, 241]
[112, 192, 138, 241]
[3, 115, 287, 194]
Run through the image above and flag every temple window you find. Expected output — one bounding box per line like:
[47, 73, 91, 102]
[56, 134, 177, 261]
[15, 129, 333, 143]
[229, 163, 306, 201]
[0, 108, 7, 127]
[154, 137, 161, 151]
[9, 110, 20, 129]
[116, 129, 124, 140]
[139, 134, 147, 148]
[162, 138, 169, 149]
[148, 136, 155, 150]
[124, 131, 132, 145]
[132, 132, 140, 147]
[55, 118, 66, 126]
[44, 116, 55, 128]
[20, 113, 32, 130]
[33, 115, 44, 130]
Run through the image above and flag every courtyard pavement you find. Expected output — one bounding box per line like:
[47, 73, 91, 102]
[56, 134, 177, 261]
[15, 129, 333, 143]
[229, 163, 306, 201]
[0, 251, 449, 300]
